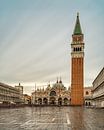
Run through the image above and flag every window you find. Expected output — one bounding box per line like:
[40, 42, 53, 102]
[50, 91, 56, 96]
[86, 91, 89, 95]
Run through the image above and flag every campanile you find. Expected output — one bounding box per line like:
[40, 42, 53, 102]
[71, 13, 84, 105]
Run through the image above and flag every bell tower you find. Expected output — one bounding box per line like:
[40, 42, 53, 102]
[71, 13, 84, 105]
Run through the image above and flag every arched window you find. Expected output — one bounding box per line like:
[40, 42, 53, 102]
[85, 102, 88, 106]
[89, 102, 91, 106]
[50, 91, 56, 96]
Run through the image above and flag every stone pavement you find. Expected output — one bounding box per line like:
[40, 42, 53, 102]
[0, 106, 104, 130]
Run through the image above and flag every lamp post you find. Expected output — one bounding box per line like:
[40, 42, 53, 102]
[35, 84, 36, 106]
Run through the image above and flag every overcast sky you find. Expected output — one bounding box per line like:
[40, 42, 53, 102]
[0, 0, 104, 95]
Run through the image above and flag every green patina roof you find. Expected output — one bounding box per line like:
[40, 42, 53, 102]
[73, 13, 82, 35]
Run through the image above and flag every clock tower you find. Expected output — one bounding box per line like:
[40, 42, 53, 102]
[71, 13, 84, 105]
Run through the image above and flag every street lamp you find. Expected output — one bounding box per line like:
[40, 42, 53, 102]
[35, 84, 36, 106]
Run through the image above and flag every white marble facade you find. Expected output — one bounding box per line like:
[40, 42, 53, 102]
[31, 79, 71, 106]
[92, 67, 104, 108]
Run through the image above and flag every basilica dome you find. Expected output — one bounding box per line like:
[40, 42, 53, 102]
[52, 78, 66, 90]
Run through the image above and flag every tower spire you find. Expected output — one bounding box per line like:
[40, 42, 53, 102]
[77, 12, 79, 17]
[59, 77, 62, 83]
[56, 77, 58, 83]
[73, 12, 82, 35]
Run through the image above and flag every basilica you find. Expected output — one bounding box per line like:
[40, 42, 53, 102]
[31, 78, 71, 106]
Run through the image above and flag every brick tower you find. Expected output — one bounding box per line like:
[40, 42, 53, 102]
[71, 13, 84, 105]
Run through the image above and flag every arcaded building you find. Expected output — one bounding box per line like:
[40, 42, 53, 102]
[31, 79, 71, 105]
[92, 67, 104, 107]
[0, 82, 23, 104]
[84, 87, 93, 106]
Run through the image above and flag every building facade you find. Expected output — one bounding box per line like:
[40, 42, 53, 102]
[92, 67, 104, 108]
[15, 83, 24, 103]
[0, 82, 23, 104]
[31, 79, 71, 105]
[31, 79, 92, 106]
[71, 13, 84, 105]
[84, 87, 93, 106]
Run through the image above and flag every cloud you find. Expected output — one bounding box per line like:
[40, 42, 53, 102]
[0, 0, 104, 94]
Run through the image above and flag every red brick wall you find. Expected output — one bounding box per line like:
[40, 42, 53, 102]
[71, 57, 84, 105]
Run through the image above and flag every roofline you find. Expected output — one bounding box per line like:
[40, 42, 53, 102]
[0, 82, 19, 91]
[92, 67, 104, 84]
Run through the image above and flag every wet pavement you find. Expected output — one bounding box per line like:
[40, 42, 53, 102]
[0, 106, 104, 130]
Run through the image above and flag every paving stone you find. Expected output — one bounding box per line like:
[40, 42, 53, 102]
[0, 107, 104, 130]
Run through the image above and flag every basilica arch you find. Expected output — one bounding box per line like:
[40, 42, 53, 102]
[43, 98, 48, 105]
[49, 97, 56, 105]
[38, 98, 42, 105]
[58, 98, 62, 105]
[64, 98, 69, 105]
